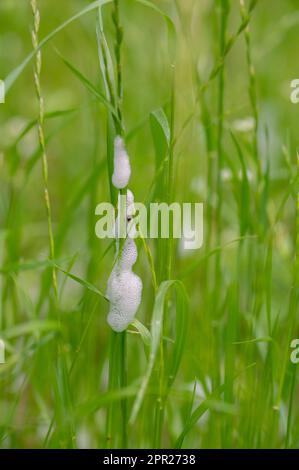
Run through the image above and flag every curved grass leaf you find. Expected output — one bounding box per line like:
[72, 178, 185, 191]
[77, 383, 140, 418]
[4, 0, 113, 93]
[230, 131, 250, 236]
[233, 336, 273, 345]
[52, 262, 107, 300]
[56, 50, 119, 120]
[2, 320, 62, 340]
[179, 235, 257, 279]
[135, 0, 176, 61]
[150, 108, 171, 149]
[175, 362, 256, 448]
[12, 107, 80, 148]
[130, 319, 152, 348]
[150, 108, 170, 178]
[129, 280, 188, 423]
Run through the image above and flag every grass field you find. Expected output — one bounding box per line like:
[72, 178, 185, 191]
[0, 0, 299, 449]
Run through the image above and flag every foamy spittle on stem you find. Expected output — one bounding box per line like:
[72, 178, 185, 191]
[112, 136, 131, 189]
[106, 190, 143, 332]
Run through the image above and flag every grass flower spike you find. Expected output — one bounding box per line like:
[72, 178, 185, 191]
[112, 136, 131, 189]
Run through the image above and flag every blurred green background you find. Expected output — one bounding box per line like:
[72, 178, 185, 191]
[0, 0, 299, 449]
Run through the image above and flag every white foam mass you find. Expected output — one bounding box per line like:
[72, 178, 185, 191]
[106, 190, 143, 332]
[112, 136, 131, 189]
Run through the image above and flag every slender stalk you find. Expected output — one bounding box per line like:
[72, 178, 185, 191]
[112, 0, 123, 124]
[117, 185, 128, 447]
[153, 40, 176, 450]
[295, 152, 299, 287]
[210, 1, 230, 443]
[103, 1, 128, 448]
[285, 155, 299, 449]
[31, 3, 77, 448]
[212, 5, 230, 419]
[153, 339, 165, 448]
[215, 0, 229, 285]
[31, 0, 58, 301]
[113, 1, 128, 448]
[106, 330, 117, 448]
[97, 7, 122, 136]
[286, 365, 297, 448]
[240, 0, 261, 180]
[119, 331, 128, 448]
[166, 71, 176, 279]
[99, 11, 120, 445]
[285, 154, 299, 448]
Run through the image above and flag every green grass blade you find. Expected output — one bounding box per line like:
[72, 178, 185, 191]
[4, 0, 113, 93]
[56, 50, 119, 120]
[134, 0, 176, 61]
[176, 363, 256, 448]
[2, 320, 62, 340]
[130, 319, 152, 348]
[129, 280, 188, 424]
[52, 262, 107, 300]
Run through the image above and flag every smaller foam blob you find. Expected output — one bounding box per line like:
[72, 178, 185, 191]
[126, 189, 134, 207]
[113, 190, 137, 244]
[112, 136, 131, 189]
[119, 239, 138, 270]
